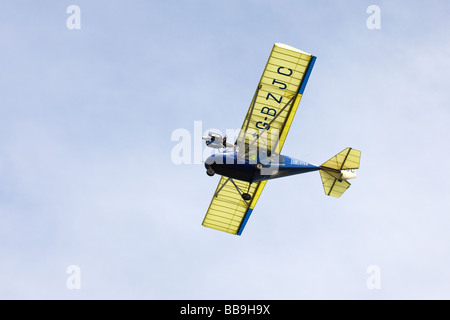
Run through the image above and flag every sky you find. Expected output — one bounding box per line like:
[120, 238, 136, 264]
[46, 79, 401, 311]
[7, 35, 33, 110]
[1, 0, 450, 299]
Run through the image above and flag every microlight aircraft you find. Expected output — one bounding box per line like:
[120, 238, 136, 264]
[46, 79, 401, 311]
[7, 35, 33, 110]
[201, 43, 361, 235]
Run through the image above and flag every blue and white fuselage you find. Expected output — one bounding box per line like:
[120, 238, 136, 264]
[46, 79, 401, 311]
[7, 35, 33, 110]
[205, 151, 319, 183]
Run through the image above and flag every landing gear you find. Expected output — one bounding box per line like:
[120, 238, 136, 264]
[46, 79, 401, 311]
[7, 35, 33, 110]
[206, 168, 215, 176]
[241, 193, 252, 201]
[212, 176, 253, 202]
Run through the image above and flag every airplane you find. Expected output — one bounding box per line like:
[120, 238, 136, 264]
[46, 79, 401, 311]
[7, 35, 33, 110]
[201, 43, 361, 235]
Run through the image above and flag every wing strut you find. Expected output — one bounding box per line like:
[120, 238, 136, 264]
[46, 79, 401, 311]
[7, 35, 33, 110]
[214, 177, 231, 197]
[214, 176, 253, 203]
[241, 85, 262, 137]
[230, 179, 251, 203]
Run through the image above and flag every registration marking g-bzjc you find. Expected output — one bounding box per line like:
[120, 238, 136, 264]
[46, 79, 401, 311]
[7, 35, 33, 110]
[255, 66, 293, 131]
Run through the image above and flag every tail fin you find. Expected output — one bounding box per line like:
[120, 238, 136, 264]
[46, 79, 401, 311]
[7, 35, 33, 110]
[319, 147, 361, 198]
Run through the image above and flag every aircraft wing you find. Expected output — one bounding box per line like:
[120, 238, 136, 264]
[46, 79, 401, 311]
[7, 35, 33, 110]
[202, 177, 267, 235]
[203, 43, 316, 235]
[236, 43, 316, 155]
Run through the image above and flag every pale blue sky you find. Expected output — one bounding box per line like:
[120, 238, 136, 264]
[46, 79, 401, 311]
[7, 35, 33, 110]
[1, 1, 450, 299]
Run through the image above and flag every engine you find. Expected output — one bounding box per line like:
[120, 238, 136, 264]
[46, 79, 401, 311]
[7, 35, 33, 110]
[202, 132, 233, 149]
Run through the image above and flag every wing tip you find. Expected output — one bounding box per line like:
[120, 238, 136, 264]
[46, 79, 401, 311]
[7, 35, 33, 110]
[274, 43, 312, 56]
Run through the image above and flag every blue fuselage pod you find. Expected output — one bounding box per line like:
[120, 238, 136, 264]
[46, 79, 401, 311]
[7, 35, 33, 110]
[205, 152, 319, 182]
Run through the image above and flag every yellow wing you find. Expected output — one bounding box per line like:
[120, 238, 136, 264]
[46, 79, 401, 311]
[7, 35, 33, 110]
[236, 43, 316, 156]
[202, 178, 267, 235]
[203, 43, 316, 235]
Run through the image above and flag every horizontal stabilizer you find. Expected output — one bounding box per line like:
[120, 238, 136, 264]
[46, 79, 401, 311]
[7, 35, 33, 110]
[320, 170, 351, 198]
[319, 147, 361, 197]
[321, 147, 361, 170]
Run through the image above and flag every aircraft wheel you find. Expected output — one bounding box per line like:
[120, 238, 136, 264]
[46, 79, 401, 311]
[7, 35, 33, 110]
[206, 168, 215, 176]
[242, 193, 252, 201]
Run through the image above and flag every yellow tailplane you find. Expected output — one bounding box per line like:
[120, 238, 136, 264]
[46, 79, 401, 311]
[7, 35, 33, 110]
[319, 148, 361, 198]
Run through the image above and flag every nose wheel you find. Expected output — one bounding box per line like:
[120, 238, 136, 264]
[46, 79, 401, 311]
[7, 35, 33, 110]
[206, 168, 215, 176]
